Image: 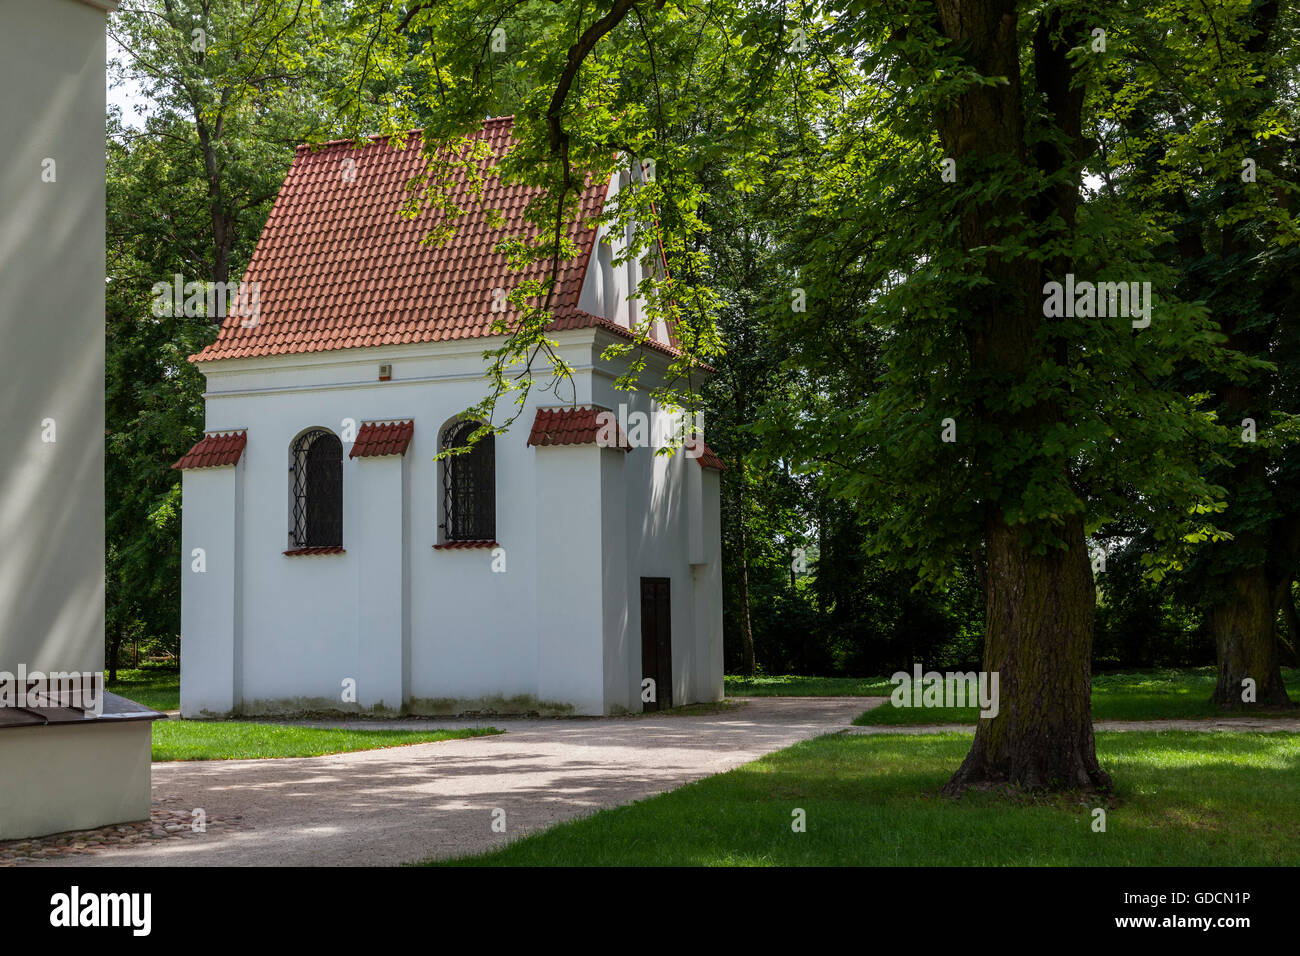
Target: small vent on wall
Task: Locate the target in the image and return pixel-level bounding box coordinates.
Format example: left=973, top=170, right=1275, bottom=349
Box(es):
left=378, top=364, right=392, bottom=381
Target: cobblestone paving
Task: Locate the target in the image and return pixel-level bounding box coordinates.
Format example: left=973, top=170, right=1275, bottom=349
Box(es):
left=0, top=795, right=250, bottom=865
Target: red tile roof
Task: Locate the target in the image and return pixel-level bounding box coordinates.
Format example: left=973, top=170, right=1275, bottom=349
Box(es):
left=171, top=430, right=247, bottom=470
left=692, top=439, right=726, bottom=472
left=191, top=117, right=610, bottom=363
left=284, top=546, right=346, bottom=556
left=349, top=420, right=414, bottom=458
left=527, top=406, right=631, bottom=451
left=432, top=540, right=500, bottom=550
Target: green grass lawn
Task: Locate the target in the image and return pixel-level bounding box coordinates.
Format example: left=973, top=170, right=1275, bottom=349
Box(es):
left=115, top=666, right=1300, bottom=725
left=109, top=670, right=502, bottom=760
left=107, top=666, right=180, bottom=711
left=853, top=667, right=1300, bottom=725
left=151, top=720, right=502, bottom=761
left=726, top=675, right=896, bottom=696
left=432, top=730, right=1300, bottom=866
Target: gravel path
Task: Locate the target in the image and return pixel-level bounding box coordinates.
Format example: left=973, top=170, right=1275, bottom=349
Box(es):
left=24, top=696, right=867, bottom=868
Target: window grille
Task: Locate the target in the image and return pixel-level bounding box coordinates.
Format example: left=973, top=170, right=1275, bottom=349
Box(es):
left=441, top=421, right=495, bottom=541
left=290, top=429, right=343, bottom=547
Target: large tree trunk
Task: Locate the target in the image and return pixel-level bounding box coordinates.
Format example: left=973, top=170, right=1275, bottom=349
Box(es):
left=933, top=0, right=1107, bottom=793
left=943, top=514, right=1110, bottom=793
left=1209, top=564, right=1293, bottom=708
left=1203, top=470, right=1295, bottom=709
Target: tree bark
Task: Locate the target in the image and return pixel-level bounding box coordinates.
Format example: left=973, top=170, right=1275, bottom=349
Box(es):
left=195, top=114, right=233, bottom=285
left=943, top=513, right=1110, bottom=792
left=1209, top=564, right=1292, bottom=707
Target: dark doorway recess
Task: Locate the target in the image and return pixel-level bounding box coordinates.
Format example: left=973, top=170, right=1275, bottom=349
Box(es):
left=641, top=577, right=672, bottom=712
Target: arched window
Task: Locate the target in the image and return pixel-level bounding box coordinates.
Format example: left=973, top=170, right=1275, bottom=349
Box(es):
left=289, top=429, right=343, bottom=548
left=441, top=421, right=495, bottom=542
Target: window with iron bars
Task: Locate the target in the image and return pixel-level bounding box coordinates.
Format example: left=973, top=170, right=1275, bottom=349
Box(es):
left=441, top=421, right=495, bottom=542
left=289, top=429, right=343, bottom=548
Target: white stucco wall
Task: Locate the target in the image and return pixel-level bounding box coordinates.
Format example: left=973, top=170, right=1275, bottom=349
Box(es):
left=600, top=445, right=633, bottom=712
left=355, top=452, right=407, bottom=711
left=588, top=343, right=724, bottom=711
left=534, top=444, right=606, bottom=713
left=180, top=461, right=243, bottom=715
left=1, top=0, right=107, bottom=677
left=696, top=469, right=725, bottom=703
left=180, top=327, right=722, bottom=716
left=576, top=164, right=673, bottom=346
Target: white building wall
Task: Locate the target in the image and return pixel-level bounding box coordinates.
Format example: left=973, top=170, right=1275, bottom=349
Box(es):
left=356, top=453, right=406, bottom=711
left=0, top=0, right=157, bottom=841
left=534, top=445, right=606, bottom=713
left=590, top=359, right=723, bottom=711
left=180, top=462, right=243, bottom=716
left=182, top=329, right=722, bottom=716
left=696, top=469, right=725, bottom=703
left=578, top=175, right=633, bottom=327
left=600, top=446, right=632, bottom=712
left=575, top=165, right=673, bottom=346
left=410, top=404, right=536, bottom=711
left=240, top=409, right=356, bottom=712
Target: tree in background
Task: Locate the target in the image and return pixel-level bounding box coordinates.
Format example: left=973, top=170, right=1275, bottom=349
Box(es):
left=755, top=2, right=1239, bottom=793
left=105, top=0, right=1295, bottom=788
left=696, top=105, right=985, bottom=680
left=328, top=0, right=1268, bottom=793
left=105, top=0, right=367, bottom=675
left=1090, top=0, right=1300, bottom=708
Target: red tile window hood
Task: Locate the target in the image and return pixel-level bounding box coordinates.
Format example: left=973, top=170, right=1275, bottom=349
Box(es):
left=527, top=406, right=631, bottom=451
left=350, top=420, right=414, bottom=458
left=172, top=430, right=247, bottom=470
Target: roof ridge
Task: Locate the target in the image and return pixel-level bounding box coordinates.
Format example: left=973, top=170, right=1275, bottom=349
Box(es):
left=295, top=116, right=517, bottom=153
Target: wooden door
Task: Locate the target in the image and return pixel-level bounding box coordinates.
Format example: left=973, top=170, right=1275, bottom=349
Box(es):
left=640, top=577, right=673, bottom=711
